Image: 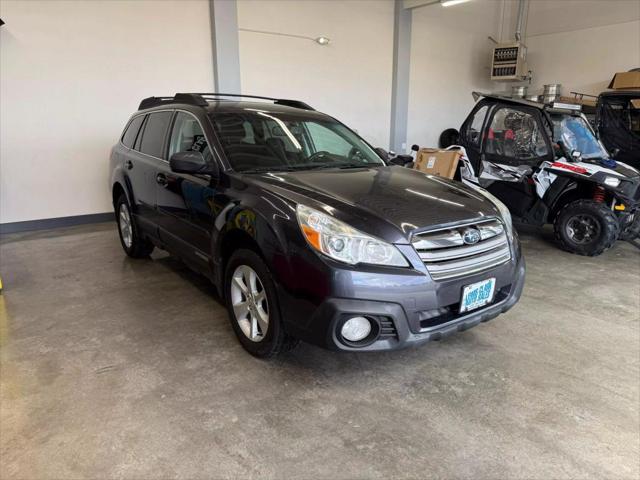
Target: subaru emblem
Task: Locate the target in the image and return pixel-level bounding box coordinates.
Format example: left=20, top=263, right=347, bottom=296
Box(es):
left=462, top=228, right=481, bottom=245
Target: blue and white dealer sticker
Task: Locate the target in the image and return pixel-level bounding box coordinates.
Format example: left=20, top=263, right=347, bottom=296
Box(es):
left=460, top=278, right=496, bottom=313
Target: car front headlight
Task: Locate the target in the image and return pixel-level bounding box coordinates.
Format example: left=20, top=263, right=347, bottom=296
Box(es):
left=296, top=204, right=409, bottom=267
left=465, top=183, right=514, bottom=238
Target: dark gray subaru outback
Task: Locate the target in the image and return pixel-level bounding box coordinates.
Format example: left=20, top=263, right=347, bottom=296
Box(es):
left=110, top=93, right=525, bottom=357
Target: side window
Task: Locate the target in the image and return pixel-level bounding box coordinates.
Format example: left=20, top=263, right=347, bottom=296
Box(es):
left=306, top=122, right=351, bottom=155
left=485, top=107, right=549, bottom=163
left=121, top=116, right=144, bottom=148
left=134, top=116, right=147, bottom=151
left=139, top=111, right=173, bottom=158
left=465, top=105, right=488, bottom=146
left=169, top=112, right=212, bottom=162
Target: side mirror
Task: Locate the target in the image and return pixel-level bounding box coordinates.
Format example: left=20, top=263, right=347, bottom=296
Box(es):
left=389, top=154, right=413, bottom=166
left=170, top=151, right=218, bottom=176
left=374, top=147, right=389, bottom=160
left=411, top=144, right=420, bottom=152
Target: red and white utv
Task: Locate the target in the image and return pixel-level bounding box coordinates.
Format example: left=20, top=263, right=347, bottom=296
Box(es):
left=439, top=92, right=640, bottom=256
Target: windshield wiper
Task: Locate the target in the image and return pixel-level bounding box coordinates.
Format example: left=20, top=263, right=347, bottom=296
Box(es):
left=240, top=166, right=295, bottom=173
left=335, top=163, right=375, bottom=169
left=240, top=162, right=380, bottom=174
left=309, top=162, right=377, bottom=170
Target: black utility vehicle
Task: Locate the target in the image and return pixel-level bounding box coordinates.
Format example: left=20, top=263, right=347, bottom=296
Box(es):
left=110, top=93, right=525, bottom=357
left=595, top=90, right=640, bottom=170
left=440, top=93, right=640, bottom=256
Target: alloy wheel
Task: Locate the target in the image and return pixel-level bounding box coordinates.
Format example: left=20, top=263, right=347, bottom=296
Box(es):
left=119, top=203, right=133, bottom=248
left=230, top=265, right=269, bottom=342
left=566, top=214, right=600, bottom=245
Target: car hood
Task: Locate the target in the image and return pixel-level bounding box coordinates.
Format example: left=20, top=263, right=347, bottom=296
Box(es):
left=248, top=166, right=500, bottom=244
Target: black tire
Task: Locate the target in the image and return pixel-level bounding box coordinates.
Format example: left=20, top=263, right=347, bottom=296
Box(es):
left=439, top=128, right=459, bottom=149
left=224, top=249, right=299, bottom=358
left=115, top=193, right=154, bottom=258
left=619, top=213, right=640, bottom=242
left=553, top=200, right=620, bottom=256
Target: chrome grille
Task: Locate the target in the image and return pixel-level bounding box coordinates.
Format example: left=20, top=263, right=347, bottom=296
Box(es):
left=413, top=218, right=511, bottom=281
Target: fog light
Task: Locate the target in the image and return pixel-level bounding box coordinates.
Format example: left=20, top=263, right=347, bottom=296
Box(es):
left=341, top=316, right=372, bottom=342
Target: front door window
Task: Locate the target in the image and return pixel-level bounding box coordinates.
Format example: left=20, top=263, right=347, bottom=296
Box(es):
left=485, top=107, right=550, bottom=165
left=169, top=112, right=212, bottom=162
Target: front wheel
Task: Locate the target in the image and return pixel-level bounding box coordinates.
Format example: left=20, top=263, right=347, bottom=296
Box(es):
left=553, top=200, right=620, bottom=256
left=224, top=249, right=298, bottom=358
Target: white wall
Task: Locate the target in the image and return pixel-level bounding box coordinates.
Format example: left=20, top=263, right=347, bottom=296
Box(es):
left=236, top=0, right=394, bottom=149
left=407, top=0, right=502, bottom=149
left=2, top=0, right=637, bottom=225
left=525, top=20, right=640, bottom=96
left=0, top=0, right=214, bottom=224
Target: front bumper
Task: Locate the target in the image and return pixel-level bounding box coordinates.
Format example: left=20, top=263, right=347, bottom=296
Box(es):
left=278, top=245, right=526, bottom=352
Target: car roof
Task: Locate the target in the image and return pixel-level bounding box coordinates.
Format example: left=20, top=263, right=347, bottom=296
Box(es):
left=472, top=91, right=586, bottom=115
left=472, top=91, right=544, bottom=109
left=136, top=93, right=330, bottom=119
left=599, top=90, right=640, bottom=98
left=203, top=100, right=331, bottom=120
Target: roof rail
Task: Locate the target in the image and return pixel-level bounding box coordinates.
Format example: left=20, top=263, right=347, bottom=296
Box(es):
left=195, top=93, right=315, bottom=111
left=138, top=93, right=314, bottom=111
left=138, top=93, right=208, bottom=110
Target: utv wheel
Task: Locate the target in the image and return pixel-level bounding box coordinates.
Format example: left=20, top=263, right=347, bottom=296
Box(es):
left=115, top=194, right=154, bottom=258
left=554, top=200, right=620, bottom=256
left=439, top=128, right=460, bottom=149
left=224, top=249, right=298, bottom=358
left=619, top=213, right=640, bottom=242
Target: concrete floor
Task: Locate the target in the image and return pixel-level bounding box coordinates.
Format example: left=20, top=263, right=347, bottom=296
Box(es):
left=0, top=222, right=638, bottom=480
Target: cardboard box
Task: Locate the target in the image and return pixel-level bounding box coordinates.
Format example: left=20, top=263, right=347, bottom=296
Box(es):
left=608, top=71, right=640, bottom=90
left=414, top=148, right=461, bottom=179
left=559, top=95, right=597, bottom=108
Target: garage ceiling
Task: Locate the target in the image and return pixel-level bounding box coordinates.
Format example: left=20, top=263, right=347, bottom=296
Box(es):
left=405, top=0, right=640, bottom=39
left=525, top=0, right=640, bottom=37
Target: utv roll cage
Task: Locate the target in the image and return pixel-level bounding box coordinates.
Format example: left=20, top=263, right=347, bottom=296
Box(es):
left=470, top=91, right=586, bottom=140
left=471, top=91, right=582, bottom=113
left=138, top=93, right=315, bottom=112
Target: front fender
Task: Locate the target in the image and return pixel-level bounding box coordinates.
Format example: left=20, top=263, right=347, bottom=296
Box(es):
left=212, top=190, right=301, bottom=292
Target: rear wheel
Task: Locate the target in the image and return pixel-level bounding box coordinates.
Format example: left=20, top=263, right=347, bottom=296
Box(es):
left=619, top=213, right=640, bottom=242
left=224, top=249, right=298, bottom=358
left=115, top=193, right=154, bottom=258
left=439, top=128, right=460, bottom=149
left=553, top=200, right=620, bottom=256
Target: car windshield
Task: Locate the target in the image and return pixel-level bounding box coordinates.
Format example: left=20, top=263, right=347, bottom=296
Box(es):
left=552, top=114, right=609, bottom=160
left=209, top=110, right=385, bottom=172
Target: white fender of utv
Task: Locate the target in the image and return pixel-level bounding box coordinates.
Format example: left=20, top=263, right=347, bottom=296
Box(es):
left=444, top=145, right=480, bottom=186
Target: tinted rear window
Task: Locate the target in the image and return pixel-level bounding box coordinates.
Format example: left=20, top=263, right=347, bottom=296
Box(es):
left=121, top=116, right=144, bottom=148
left=139, top=111, right=173, bottom=158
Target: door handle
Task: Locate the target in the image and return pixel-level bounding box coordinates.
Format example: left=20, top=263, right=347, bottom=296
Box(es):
left=124, top=160, right=133, bottom=170
left=156, top=173, right=169, bottom=188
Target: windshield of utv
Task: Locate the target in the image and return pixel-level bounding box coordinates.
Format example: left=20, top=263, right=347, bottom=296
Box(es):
left=551, top=114, right=609, bottom=160
left=209, top=110, right=385, bottom=173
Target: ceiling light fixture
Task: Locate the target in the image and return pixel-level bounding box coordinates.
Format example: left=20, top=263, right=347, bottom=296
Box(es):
left=440, top=0, right=472, bottom=6
left=239, top=28, right=330, bottom=46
